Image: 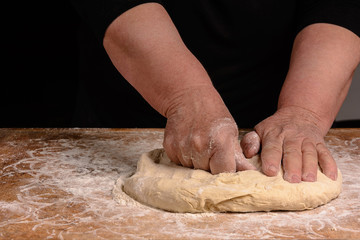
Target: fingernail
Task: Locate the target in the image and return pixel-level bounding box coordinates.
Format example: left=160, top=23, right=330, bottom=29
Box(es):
left=304, top=173, right=315, bottom=182
left=267, top=165, right=278, bottom=175
left=291, top=175, right=301, bottom=183
left=330, top=172, right=337, bottom=181
left=284, top=173, right=301, bottom=183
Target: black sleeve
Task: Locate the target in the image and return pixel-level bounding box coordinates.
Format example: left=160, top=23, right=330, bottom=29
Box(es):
left=70, top=0, right=163, bottom=42
left=296, top=0, right=360, bottom=37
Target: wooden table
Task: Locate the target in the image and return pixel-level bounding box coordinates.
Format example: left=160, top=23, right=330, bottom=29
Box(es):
left=0, top=128, right=359, bottom=239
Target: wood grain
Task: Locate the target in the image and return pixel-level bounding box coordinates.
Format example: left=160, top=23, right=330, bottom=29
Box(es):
left=0, top=128, right=359, bottom=239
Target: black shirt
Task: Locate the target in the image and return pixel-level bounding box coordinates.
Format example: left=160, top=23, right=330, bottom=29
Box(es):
left=70, top=0, right=360, bottom=127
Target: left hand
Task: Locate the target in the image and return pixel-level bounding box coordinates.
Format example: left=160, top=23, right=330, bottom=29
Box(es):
left=240, top=106, right=338, bottom=183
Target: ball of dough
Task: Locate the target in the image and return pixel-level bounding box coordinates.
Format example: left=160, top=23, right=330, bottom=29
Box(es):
left=119, top=149, right=342, bottom=213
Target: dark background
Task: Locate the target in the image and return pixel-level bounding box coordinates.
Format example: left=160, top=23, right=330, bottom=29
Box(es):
left=2, top=1, right=80, bottom=127
left=2, top=1, right=359, bottom=128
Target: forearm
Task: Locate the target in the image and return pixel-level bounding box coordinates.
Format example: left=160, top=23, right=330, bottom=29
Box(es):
left=279, top=23, right=360, bottom=134
left=103, top=3, right=213, bottom=117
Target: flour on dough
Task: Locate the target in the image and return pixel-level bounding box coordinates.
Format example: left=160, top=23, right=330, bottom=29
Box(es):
left=117, top=149, right=342, bottom=213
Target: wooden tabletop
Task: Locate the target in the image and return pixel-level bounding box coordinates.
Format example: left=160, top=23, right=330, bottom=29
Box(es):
left=0, top=128, right=359, bottom=239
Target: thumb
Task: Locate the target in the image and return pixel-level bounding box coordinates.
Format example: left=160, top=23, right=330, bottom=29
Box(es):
left=240, top=131, right=261, bottom=158
left=209, top=134, right=236, bottom=174
left=235, top=141, right=257, bottom=171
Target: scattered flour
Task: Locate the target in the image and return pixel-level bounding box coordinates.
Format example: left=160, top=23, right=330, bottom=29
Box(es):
left=0, top=129, right=359, bottom=239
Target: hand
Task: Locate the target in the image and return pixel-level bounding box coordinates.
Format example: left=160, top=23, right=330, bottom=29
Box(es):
left=241, top=106, right=338, bottom=183
left=163, top=86, right=255, bottom=174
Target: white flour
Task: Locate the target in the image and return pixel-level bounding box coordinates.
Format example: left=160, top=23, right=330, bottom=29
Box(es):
left=0, top=129, right=359, bottom=239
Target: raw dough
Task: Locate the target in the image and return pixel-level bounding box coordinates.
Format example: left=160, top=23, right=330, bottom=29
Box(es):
left=120, top=149, right=342, bottom=213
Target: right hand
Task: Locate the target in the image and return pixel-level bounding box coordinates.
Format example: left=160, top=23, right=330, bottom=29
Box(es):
left=163, top=86, right=256, bottom=174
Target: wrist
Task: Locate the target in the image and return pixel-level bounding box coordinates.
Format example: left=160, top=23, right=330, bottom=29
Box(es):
left=163, top=84, right=227, bottom=119
left=276, top=105, right=332, bottom=136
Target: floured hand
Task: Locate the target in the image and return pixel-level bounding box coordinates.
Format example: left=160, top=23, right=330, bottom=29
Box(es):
left=163, top=86, right=255, bottom=174
left=241, top=107, right=338, bottom=183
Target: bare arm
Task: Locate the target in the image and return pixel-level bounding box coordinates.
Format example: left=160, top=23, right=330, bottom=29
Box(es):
left=102, top=3, right=212, bottom=115
left=280, top=23, right=360, bottom=131
left=103, top=3, right=254, bottom=173
left=243, top=23, right=360, bottom=182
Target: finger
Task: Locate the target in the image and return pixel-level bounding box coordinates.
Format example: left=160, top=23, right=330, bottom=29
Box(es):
left=260, top=133, right=282, bottom=177
left=177, top=139, right=194, bottom=168
left=192, top=153, right=210, bottom=171
left=163, top=134, right=181, bottom=165
left=240, top=131, right=261, bottom=158
left=209, top=134, right=236, bottom=174
left=301, top=139, right=318, bottom=182
left=191, top=133, right=210, bottom=171
left=316, top=142, right=338, bottom=180
left=282, top=139, right=302, bottom=183
left=178, top=152, right=194, bottom=168
left=235, top=142, right=256, bottom=171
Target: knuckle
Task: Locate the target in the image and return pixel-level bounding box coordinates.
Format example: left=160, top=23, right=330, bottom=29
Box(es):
left=210, top=131, right=236, bottom=151
left=214, top=129, right=233, bottom=142
left=302, top=148, right=317, bottom=158
left=190, top=133, right=206, bottom=152
left=178, top=138, right=187, bottom=149
left=284, top=147, right=301, bottom=156
left=318, top=150, right=333, bottom=161
left=316, top=142, right=326, bottom=150
left=302, top=140, right=316, bottom=151
left=262, top=143, right=282, bottom=155
left=316, top=143, right=331, bottom=157
left=302, top=151, right=317, bottom=160
left=210, top=118, right=238, bottom=137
